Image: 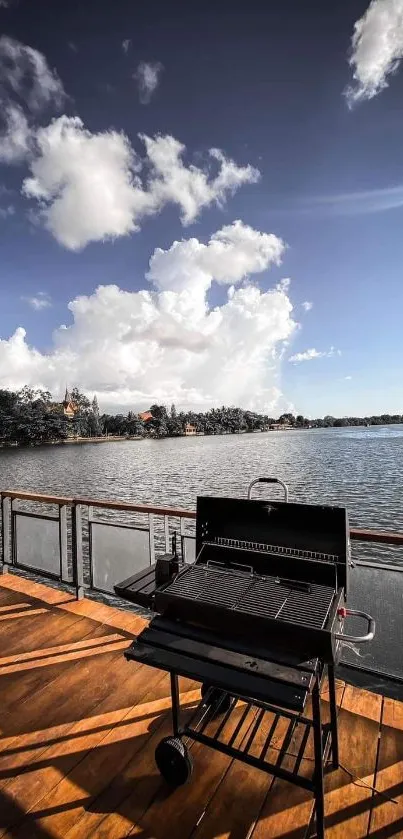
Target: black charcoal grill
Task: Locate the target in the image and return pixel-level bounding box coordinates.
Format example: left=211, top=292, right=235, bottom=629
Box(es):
left=117, top=477, right=375, bottom=839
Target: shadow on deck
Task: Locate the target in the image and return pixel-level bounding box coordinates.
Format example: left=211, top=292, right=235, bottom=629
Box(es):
left=0, top=573, right=402, bottom=839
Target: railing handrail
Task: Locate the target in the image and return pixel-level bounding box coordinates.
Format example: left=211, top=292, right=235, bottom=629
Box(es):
left=1, top=488, right=402, bottom=545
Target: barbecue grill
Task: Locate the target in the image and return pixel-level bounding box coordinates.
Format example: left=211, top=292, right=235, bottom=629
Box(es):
left=116, top=477, right=375, bottom=839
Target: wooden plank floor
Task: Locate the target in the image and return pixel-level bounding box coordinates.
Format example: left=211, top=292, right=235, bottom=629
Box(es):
left=0, top=575, right=401, bottom=839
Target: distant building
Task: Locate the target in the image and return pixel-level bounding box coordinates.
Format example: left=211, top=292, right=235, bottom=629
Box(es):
left=184, top=422, right=197, bottom=436
left=269, top=420, right=292, bottom=431
left=138, top=410, right=153, bottom=422
left=62, top=388, right=78, bottom=419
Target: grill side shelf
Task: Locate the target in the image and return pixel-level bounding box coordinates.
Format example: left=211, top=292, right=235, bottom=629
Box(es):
left=125, top=634, right=308, bottom=711
left=150, top=616, right=319, bottom=671
left=114, top=564, right=158, bottom=608
left=139, top=625, right=314, bottom=691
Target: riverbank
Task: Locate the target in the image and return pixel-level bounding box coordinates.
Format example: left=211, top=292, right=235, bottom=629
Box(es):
left=0, top=435, right=143, bottom=448
left=61, top=435, right=143, bottom=444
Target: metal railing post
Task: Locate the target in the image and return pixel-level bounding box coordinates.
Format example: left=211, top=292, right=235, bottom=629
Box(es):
left=1, top=495, right=12, bottom=574
left=164, top=515, right=170, bottom=552
left=59, top=504, right=69, bottom=583
left=72, top=503, right=84, bottom=599
left=149, top=513, right=155, bottom=564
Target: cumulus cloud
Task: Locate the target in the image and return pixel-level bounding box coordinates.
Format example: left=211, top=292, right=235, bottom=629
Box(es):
left=122, top=39, right=131, bottom=54
left=302, top=300, right=313, bottom=311
left=0, top=35, right=65, bottom=112
left=346, top=0, right=403, bottom=104
left=147, top=220, right=285, bottom=295
left=289, top=347, right=341, bottom=363
left=0, top=223, right=296, bottom=412
left=22, top=291, right=52, bottom=310
left=22, top=116, right=149, bottom=250
left=21, top=118, right=260, bottom=249
left=142, top=135, right=260, bottom=226
left=134, top=61, right=163, bottom=104
left=0, top=104, right=31, bottom=163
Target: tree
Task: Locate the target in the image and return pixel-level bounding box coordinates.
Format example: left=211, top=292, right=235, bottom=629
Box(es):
left=278, top=413, right=295, bottom=426
left=147, top=404, right=169, bottom=437
left=89, top=395, right=102, bottom=436
left=126, top=416, right=144, bottom=437
left=71, top=387, right=91, bottom=414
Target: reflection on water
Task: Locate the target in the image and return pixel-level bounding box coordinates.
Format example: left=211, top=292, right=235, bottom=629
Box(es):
left=1, top=426, right=402, bottom=564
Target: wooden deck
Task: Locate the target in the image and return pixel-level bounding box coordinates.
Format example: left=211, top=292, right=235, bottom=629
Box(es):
left=0, top=576, right=402, bottom=839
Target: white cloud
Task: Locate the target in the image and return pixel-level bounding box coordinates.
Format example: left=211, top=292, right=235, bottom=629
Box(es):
left=147, top=220, right=285, bottom=296
left=0, top=223, right=296, bottom=413
left=345, top=375, right=353, bottom=380
left=22, top=291, right=52, bottom=310
left=68, top=42, right=78, bottom=53
left=0, top=36, right=65, bottom=112
left=122, top=39, right=131, bottom=54
left=0, top=203, right=14, bottom=218
left=346, top=0, right=403, bottom=104
left=0, top=104, right=31, bottom=163
left=289, top=347, right=341, bottom=363
left=304, top=182, right=403, bottom=215
left=21, top=117, right=260, bottom=249
left=134, top=61, right=163, bottom=104
left=302, top=300, right=313, bottom=311
left=22, top=116, right=149, bottom=250
left=142, top=134, right=260, bottom=226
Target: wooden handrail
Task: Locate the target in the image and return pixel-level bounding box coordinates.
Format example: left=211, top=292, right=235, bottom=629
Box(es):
left=1, top=489, right=402, bottom=544
left=0, top=489, right=196, bottom=519
left=1, top=490, right=75, bottom=505
left=76, top=496, right=197, bottom=519
left=350, top=528, right=403, bottom=546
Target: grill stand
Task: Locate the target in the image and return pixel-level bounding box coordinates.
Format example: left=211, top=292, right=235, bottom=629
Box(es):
left=126, top=636, right=340, bottom=839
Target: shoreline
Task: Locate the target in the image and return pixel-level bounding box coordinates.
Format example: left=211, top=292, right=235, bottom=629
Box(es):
left=0, top=435, right=144, bottom=449
left=0, top=423, right=402, bottom=450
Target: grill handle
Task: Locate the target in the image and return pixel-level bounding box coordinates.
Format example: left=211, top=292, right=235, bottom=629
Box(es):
left=335, top=607, right=375, bottom=644
left=247, top=477, right=289, bottom=502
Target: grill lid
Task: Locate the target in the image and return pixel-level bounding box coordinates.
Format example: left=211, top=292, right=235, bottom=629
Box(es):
left=196, top=496, right=349, bottom=592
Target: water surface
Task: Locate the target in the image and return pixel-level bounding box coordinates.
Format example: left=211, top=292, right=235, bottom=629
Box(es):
left=1, top=425, right=402, bottom=563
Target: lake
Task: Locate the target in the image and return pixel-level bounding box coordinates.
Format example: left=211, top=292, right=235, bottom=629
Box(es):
left=1, top=425, right=402, bottom=563
left=1, top=425, right=402, bottom=524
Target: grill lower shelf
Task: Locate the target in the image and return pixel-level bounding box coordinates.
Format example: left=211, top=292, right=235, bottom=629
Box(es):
left=182, top=689, right=330, bottom=792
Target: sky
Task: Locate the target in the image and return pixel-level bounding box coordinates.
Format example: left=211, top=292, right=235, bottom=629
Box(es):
left=0, top=0, right=402, bottom=418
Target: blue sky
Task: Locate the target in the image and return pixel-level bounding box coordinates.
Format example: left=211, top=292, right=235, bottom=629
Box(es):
left=0, top=0, right=402, bottom=417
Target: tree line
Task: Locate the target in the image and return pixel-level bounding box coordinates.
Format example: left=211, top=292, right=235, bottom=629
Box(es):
left=0, top=386, right=402, bottom=446
left=0, top=386, right=102, bottom=446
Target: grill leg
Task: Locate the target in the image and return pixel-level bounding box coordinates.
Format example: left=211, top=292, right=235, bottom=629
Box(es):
left=312, top=676, right=325, bottom=839
left=170, top=672, right=180, bottom=737
left=328, top=664, right=339, bottom=769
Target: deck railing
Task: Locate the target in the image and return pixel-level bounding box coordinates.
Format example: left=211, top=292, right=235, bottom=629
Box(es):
left=1, top=488, right=403, bottom=682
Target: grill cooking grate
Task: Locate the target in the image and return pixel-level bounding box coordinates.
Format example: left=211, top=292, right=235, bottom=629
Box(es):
left=167, top=565, right=335, bottom=631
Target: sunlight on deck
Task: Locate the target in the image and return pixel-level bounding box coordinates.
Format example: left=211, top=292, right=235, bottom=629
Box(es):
left=0, top=573, right=402, bottom=838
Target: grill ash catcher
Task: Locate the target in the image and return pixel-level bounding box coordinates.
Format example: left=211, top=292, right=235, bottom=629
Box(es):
left=115, top=477, right=375, bottom=839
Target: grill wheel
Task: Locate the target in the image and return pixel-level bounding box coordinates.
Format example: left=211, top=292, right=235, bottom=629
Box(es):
left=201, top=682, right=232, bottom=717
left=155, top=737, right=193, bottom=787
